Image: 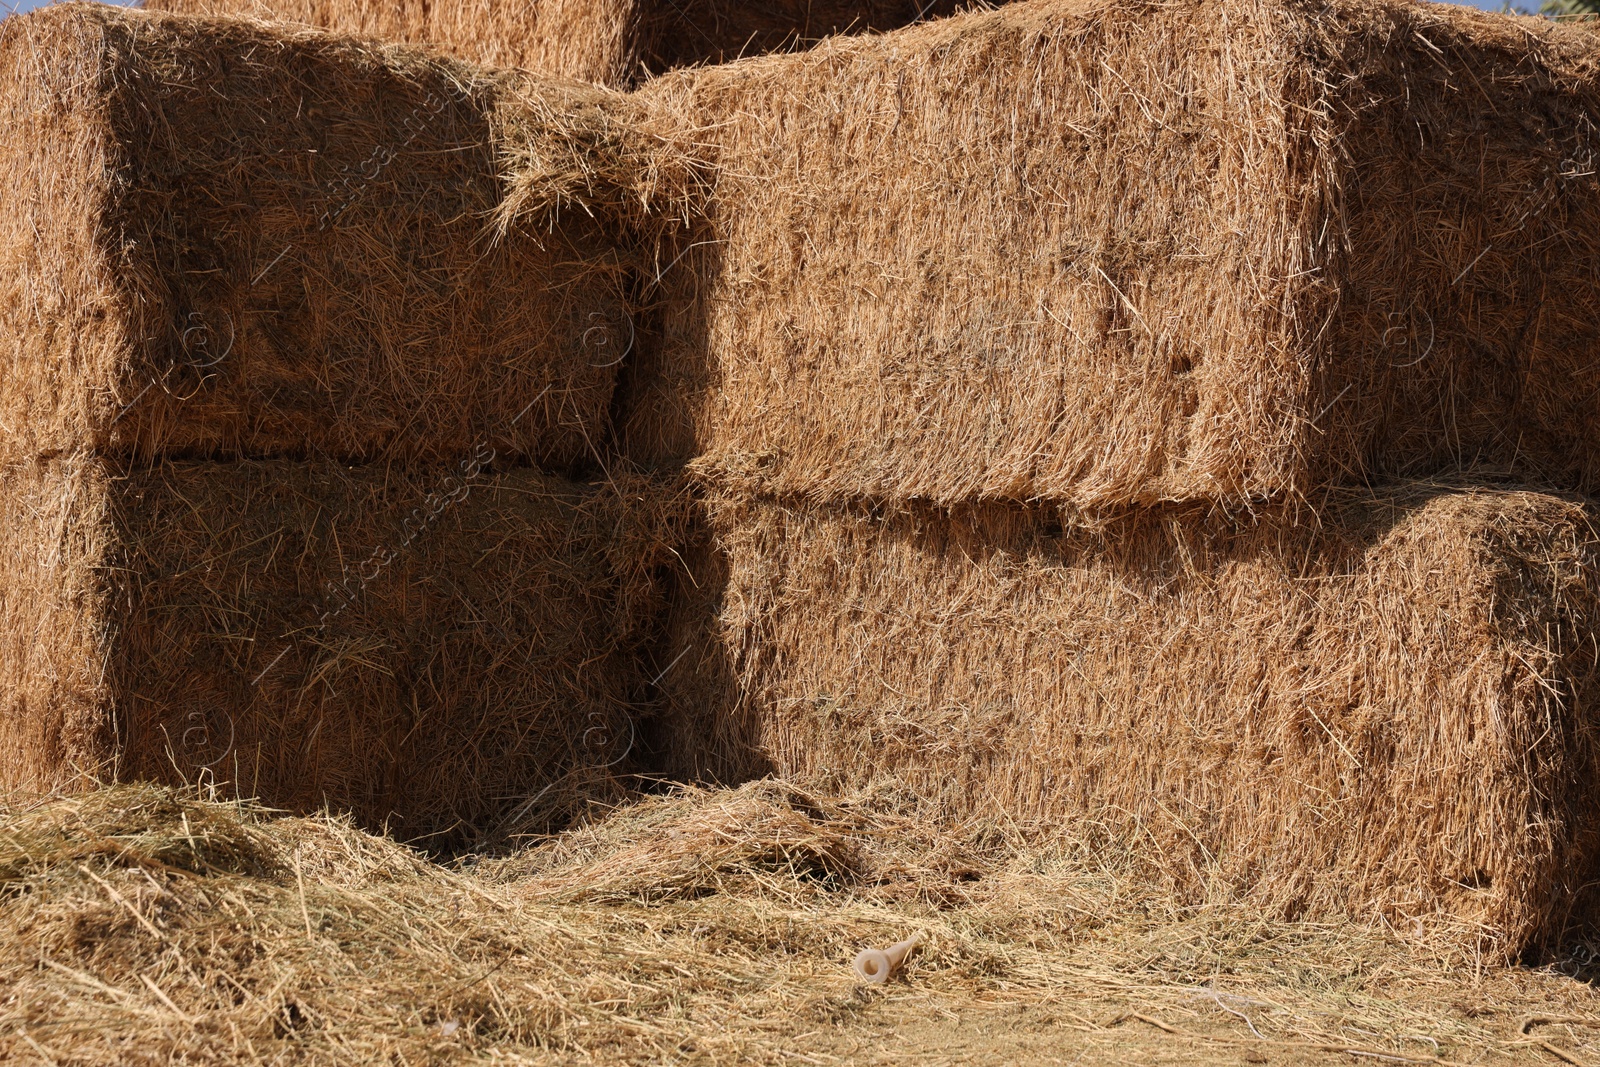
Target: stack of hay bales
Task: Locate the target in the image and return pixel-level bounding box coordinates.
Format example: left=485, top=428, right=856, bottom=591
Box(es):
left=7, top=0, right=1598, bottom=951
left=0, top=3, right=676, bottom=839
left=598, top=0, right=1600, bottom=949
left=140, top=0, right=990, bottom=86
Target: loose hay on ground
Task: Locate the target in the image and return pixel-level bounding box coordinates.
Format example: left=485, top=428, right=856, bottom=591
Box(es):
left=0, top=3, right=647, bottom=467
left=618, top=0, right=1600, bottom=508
left=645, top=483, right=1600, bottom=954
left=0, top=455, right=682, bottom=842
left=1, top=782, right=1597, bottom=1065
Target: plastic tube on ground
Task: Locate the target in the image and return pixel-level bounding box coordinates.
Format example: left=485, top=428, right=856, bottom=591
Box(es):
left=852, top=933, right=922, bottom=984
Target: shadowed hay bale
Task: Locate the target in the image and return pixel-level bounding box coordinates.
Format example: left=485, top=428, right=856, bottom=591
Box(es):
left=620, top=0, right=1600, bottom=509
left=140, top=0, right=989, bottom=87
left=0, top=3, right=647, bottom=468
left=648, top=484, right=1600, bottom=951
left=0, top=454, right=678, bottom=842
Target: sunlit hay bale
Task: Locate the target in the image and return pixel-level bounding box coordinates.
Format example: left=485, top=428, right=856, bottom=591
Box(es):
left=620, top=0, right=1600, bottom=510
left=0, top=3, right=649, bottom=469
left=649, top=484, right=1600, bottom=952
left=140, top=0, right=988, bottom=87
left=0, top=454, right=678, bottom=843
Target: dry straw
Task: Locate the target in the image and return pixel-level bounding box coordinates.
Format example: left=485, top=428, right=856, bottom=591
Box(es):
left=142, top=0, right=989, bottom=87
left=493, top=77, right=712, bottom=236
left=619, top=0, right=1600, bottom=510
left=646, top=483, right=1600, bottom=954
left=0, top=454, right=685, bottom=844
left=0, top=3, right=645, bottom=469
left=1, top=781, right=1598, bottom=1064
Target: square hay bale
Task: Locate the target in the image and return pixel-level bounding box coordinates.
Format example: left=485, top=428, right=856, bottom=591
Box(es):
left=620, top=0, right=1600, bottom=509
left=140, top=0, right=985, bottom=87
left=0, top=454, right=673, bottom=841
left=647, top=485, right=1600, bottom=951
left=0, top=3, right=639, bottom=469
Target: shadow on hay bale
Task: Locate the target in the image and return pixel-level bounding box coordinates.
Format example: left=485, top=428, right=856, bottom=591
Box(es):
left=0, top=455, right=686, bottom=846
left=0, top=2, right=664, bottom=469
left=140, top=0, right=996, bottom=87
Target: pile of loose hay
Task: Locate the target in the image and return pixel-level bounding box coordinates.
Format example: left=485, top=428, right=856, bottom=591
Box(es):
left=1, top=780, right=1597, bottom=1065
left=0, top=2, right=646, bottom=468
left=141, top=0, right=991, bottom=87
left=619, top=0, right=1600, bottom=509
left=0, top=455, right=684, bottom=842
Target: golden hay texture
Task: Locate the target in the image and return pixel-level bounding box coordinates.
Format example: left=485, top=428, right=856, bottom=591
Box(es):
left=494, top=74, right=711, bottom=236
left=0, top=3, right=643, bottom=468
left=140, top=0, right=987, bottom=87
left=644, top=484, right=1600, bottom=953
left=620, top=0, right=1600, bottom=510
left=3, top=781, right=1599, bottom=1065
left=0, top=454, right=679, bottom=842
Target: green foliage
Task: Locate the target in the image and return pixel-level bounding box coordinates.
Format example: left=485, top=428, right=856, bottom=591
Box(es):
left=1494, top=0, right=1599, bottom=16
left=1536, top=0, right=1600, bottom=17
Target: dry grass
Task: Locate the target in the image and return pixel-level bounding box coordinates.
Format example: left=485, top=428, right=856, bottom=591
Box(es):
left=0, top=3, right=638, bottom=469
left=619, top=0, right=1600, bottom=509
left=141, top=0, right=991, bottom=87
left=0, top=454, right=685, bottom=844
left=645, top=482, right=1600, bottom=956
left=1, top=780, right=1597, bottom=1065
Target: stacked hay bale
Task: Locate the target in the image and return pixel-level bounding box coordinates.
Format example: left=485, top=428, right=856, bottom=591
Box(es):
left=669, top=488, right=1600, bottom=948
left=626, top=0, right=1600, bottom=504
left=140, top=0, right=990, bottom=86
left=0, top=3, right=677, bottom=839
left=589, top=0, right=1600, bottom=949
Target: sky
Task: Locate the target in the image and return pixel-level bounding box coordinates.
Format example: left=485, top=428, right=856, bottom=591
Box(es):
left=0, top=0, right=1516, bottom=14
left=3, top=0, right=133, bottom=11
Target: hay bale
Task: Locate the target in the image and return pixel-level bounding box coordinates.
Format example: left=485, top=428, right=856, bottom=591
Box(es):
left=0, top=453, right=676, bottom=842
left=0, top=3, right=641, bottom=468
left=619, top=0, right=1600, bottom=509
left=140, top=0, right=986, bottom=87
left=647, top=484, right=1600, bottom=950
